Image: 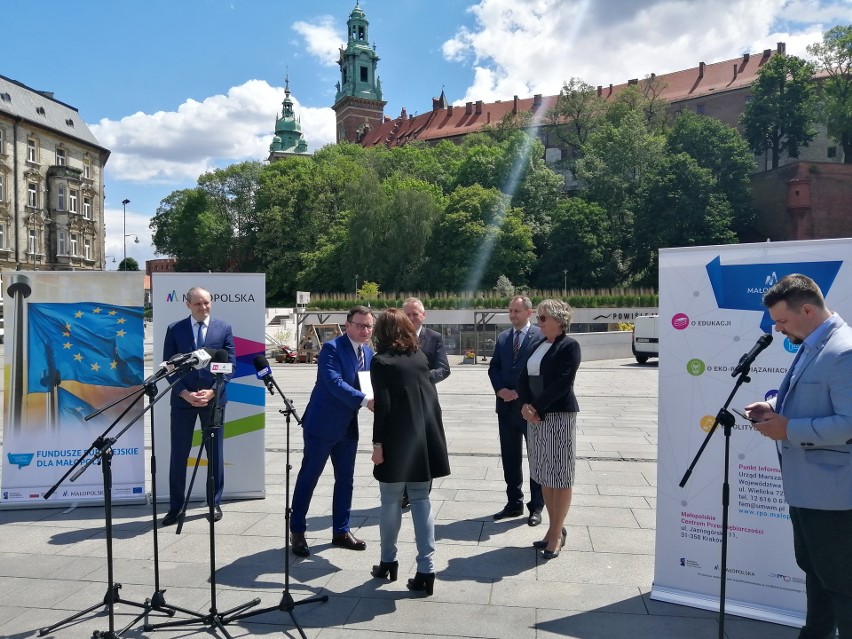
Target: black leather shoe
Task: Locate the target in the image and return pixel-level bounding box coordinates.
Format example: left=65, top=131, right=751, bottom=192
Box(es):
left=210, top=505, right=223, bottom=522
left=406, top=571, right=435, bottom=596
left=161, top=510, right=180, bottom=527
left=527, top=510, right=542, bottom=526
left=331, top=531, right=367, bottom=551
left=533, top=527, right=567, bottom=549
left=291, top=533, right=310, bottom=557
left=493, top=505, right=524, bottom=520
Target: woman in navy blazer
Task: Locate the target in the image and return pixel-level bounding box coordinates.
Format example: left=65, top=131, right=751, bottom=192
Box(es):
left=518, top=299, right=581, bottom=559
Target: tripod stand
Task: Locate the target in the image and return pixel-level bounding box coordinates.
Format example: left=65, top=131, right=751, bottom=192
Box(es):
left=224, top=359, right=328, bottom=638
left=39, top=392, right=151, bottom=638
left=144, top=362, right=259, bottom=637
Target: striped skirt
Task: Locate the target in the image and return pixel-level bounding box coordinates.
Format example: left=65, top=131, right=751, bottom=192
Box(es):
left=527, top=411, right=576, bottom=489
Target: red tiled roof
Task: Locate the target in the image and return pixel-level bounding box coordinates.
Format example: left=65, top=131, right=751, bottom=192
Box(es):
left=361, top=45, right=784, bottom=148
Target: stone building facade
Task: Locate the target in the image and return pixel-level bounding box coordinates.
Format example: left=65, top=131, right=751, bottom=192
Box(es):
left=0, top=74, right=109, bottom=271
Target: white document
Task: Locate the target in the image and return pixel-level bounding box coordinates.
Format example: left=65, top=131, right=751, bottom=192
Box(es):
left=358, top=371, right=374, bottom=400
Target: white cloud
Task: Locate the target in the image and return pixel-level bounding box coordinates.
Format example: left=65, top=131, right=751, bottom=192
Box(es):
left=293, top=16, right=344, bottom=67
left=91, top=80, right=337, bottom=184
left=442, top=0, right=846, bottom=105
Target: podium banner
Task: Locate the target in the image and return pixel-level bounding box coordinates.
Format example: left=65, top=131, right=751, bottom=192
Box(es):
left=151, top=273, right=267, bottom=503
left=652, top=238, right=852, bottom=626
left=2, top=272, right=146, bottom=508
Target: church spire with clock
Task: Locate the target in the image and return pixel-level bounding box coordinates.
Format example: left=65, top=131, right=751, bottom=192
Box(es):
left=332, top=1, right=386, bottom=143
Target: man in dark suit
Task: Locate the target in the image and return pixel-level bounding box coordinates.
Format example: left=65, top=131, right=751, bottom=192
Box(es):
left=746, top=274, right=852, bottom=638
left=403, top=297, right=450, bottom=384
left=488, top=295, right=545, bottom=526
left=290, top=306, right=375, bottom=557
left=161, top=286, right=235, bottom=526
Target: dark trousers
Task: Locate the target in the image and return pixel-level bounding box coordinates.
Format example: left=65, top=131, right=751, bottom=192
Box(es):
left=169, top=403, right=224, bottom=512
left=497, top=411, right=544, bottom=513
left=789, top=506, right=852, bottom=638
left=290, top=431, right=358, bottom=535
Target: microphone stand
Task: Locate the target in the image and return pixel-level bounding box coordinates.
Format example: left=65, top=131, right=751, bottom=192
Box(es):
left=145, top=366, right=259, bottom=638
left=38, top=388, right=152, bottom=638
left=679, top=360, right=754, bottom=639
left=223, top=368, right=328, bottom=638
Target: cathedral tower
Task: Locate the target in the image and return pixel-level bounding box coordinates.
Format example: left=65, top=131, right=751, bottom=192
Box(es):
left=332, top=1, right=386, bottom=143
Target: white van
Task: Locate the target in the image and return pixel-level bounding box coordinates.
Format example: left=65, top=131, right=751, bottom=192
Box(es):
left=631, top=315, right=658, bottom=364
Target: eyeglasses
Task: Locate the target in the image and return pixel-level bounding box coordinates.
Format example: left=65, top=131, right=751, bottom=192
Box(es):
left=349, top=321, right=374, bottom=331
left=537, top=315, right=549, bottom=323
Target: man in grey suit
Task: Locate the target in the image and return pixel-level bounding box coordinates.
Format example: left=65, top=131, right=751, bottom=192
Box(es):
left=746, top=273, right=852, bottom=639
left=403, top=297, right=450, bottom=385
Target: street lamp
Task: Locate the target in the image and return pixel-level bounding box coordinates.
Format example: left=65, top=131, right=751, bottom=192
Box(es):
left=563, top=269, right=568, bottom=295
left=103, top=255, right=116, bottom=270
left=121, top=199, right=130, bottom=270
left=122, top=235, right=139, bottom=270
left=354, top=273, right=359, bottom=297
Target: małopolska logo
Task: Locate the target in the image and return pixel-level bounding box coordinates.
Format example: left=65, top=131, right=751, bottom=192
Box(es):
left=166, top=290, right=179, bottom=302
left=672, top=313, right=689, bottom=330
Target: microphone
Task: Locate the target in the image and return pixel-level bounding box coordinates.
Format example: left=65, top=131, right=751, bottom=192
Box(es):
left=209, top=349, right=233, bottom=375
left=253, top=354, right=274, bottom=394
left=158, top=348, right=213, bottom=373
left=731, top=334, right=773, bottom=377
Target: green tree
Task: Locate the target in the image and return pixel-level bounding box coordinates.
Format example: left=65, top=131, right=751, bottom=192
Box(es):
left=667, top=111, right=756, bottom=236
left=741, top=53, right=817, bottom=169
left=807, top=25, right=852, bottom=163
left=608, top=75, right=670, bottom=133
left=118, top=257, right=139, bottom=271
left=534, top=197, right=612, bottom=288
left=547, top=77, right=608, bottom=155
left=633, top=153, right=737, bottom=284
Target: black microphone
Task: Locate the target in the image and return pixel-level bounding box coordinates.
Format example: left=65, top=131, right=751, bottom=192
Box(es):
left=253, top=354, right=274, bottom=394
left=731, top=334, right=773, bottom=377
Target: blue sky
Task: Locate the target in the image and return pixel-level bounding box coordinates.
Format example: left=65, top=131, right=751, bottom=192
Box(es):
left=3, top=0, right=850, bottom=266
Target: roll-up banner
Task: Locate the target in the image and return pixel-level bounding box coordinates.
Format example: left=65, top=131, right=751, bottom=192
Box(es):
left=652, top=238, right=852, bottom=627
left=1, top=271, right=146, bottom=508
left=151, top=273, right=267, bottom=503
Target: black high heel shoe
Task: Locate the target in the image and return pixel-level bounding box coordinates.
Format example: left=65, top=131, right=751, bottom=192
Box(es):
left=533, top=527, right=567, bottom=549
left=406, top=571, right=435, bottom=596
left=371, top=561, right=399, bottom=582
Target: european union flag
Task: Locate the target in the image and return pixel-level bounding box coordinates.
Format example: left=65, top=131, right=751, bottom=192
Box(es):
left=57, top=386, right=97, bottom=425
left=28, top=302, right=144, bottom=392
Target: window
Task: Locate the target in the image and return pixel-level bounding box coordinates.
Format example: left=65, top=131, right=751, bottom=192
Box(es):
left=83, top=157, right=91, bottom=179
left=84, top=238, right=92, bottom=260
left=56, top=148, right=66, bottom=166
left=828, top=146, right=837, bottom=159
left=360, top=66, right=368, bottom=82
left=57, top=184, right=66, bottom=210
left=27, top=182, right=38, bottom=208
left=69, top=189, right=78, bottom=213
left=0, top=128, right=4, bottom=154
left=0, top=223, right=5, bottom=249
left=57, top=230, right=66, bottom=255
left=70, top=233, right=78, bottom=256
left=27, top=138, right=38, bottom=163
left=28, top=229, right=37, bottom=254
left=0, top=174, right=4, bottom=202
left=83, top=196, right=92, bottom=219
left=696, top=104, right=706, bottom=115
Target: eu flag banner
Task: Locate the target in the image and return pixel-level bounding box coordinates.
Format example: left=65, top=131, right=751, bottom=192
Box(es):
left=27, top=302, right=144, bottom=392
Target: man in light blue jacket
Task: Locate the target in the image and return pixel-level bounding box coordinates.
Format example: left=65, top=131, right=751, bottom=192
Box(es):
left=747, top=273, right=852, bottom=639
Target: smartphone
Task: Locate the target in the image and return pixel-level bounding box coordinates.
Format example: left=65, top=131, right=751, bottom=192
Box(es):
left=731, top=407, right=758, bottom=423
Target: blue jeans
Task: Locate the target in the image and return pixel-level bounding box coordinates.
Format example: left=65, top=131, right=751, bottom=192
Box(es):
left=378, top=481, right=435, bottom=574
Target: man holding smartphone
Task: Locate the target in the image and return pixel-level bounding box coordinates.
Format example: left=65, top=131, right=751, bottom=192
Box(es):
left=745, top=273, right=852, bottom=639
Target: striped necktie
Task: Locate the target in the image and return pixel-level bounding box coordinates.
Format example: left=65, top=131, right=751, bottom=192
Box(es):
left=512, top=330, right=521, bottom=359
left=357, top=345, right=365, bottom=371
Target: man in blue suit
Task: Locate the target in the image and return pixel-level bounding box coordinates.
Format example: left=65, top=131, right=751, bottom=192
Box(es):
left=488, top=295, right=545, bottom=526
left=290, top=306, right=375, bottom=557
left=161, top=286, right=235, bottom=526
left=746, top=274, right=852, bottom=638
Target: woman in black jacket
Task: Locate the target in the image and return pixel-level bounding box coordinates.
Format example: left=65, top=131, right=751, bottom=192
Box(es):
left=518, top=299, right=581, bottom=559
left=370, top=308, right=450, bottom=595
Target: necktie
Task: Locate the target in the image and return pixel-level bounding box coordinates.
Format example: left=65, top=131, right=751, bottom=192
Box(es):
left=196, top=321, right=205, bottom=348
left=357, top=345, right=365, bottom=371
left=512, top=330, right=521, bottom=359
